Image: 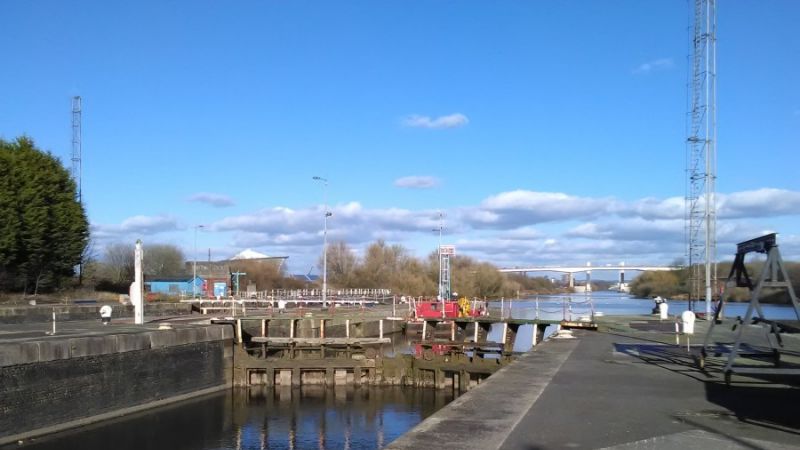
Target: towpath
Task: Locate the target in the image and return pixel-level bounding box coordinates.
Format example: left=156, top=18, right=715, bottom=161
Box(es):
left=389, top=315, right=800, bottom=449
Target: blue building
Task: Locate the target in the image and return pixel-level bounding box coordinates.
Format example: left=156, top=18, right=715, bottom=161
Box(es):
left=145, top=276, right=204, bottom=297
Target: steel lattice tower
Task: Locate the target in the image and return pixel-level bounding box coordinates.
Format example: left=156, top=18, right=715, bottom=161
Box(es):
left=71, top=96, right=82, bottom=204
left=685, top=0, right=717, bottom=315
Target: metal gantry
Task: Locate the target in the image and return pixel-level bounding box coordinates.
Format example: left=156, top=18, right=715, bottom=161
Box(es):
left=685, top=0, right=717, bottom=315
left=71, top=96, right=82, bottom=204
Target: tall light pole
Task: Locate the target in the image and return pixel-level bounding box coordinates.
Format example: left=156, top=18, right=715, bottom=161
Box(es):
left=432, top=211, right=443, bottom=301
left=313, top=176, right=331, bottom=306
left=193, top=225, right=205, bottom=298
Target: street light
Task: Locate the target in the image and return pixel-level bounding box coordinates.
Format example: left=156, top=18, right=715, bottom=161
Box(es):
left=313, top=176, right=332, bottom=306
left=193, top=225, right=205, bottom=299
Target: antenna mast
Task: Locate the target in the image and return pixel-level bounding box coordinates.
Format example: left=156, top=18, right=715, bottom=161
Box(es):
left=686, top=0, right=717, bottom=316
left=71, top=96, right=82, bottom=204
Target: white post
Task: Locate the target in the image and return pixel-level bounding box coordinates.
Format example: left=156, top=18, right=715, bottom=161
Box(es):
left=422, top=320, right=427, bottom=341
left=392, top=295, right=396, bottom=318
left=501, top=297, right=505, bottom=319
left=450, top=321, right=455, bottom=341
left=502, top=322, right=509, bottom=346
left=379, top=319, right=384, bottom=339
left=290, top=319, right=295, bottom=339
left=131, top=240, right=144, bottom=325
left=320, top=319, right=325, bottom=338
left=531, top=324, right=538, bottom=347
left=52, top=309, right=56, bottom=335
left=473, top=322, right=479, bottom=342
left=345, top=319, right=350, bottom=338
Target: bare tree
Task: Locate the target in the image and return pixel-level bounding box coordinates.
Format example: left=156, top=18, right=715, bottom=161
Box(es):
left=100, top=243, right=134, bottom=283
left=143, top=244, right=185, bottom=277
left=320, top=241, right=359, bottom=287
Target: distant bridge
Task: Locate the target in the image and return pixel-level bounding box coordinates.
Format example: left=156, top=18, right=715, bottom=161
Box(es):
left=498, top=264, right=680, bottom=290
left=498, top=265, right=678, bottom=274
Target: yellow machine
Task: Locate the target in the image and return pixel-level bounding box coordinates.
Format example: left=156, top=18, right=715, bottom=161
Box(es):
left=457, top=297, right=471, bottom=317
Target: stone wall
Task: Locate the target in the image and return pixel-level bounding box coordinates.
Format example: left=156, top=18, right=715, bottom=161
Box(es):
left=0, top=302, right=193, bottom=324
left=0, top=325, right=233, bottom=445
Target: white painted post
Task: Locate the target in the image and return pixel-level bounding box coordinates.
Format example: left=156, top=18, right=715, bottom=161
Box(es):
left=346, top=319, right=350, bottom=338
left=501, top=297, right=504, bottom=319
left=321, top=319, right=326, bottom=338
left=131, top=240, right=144, bottom=325
left=392, top=295, right=396, bottom=318
left=502, top=322, right=508, bottom=346
left=473, top=322, right=479, bottom=342
left=262, top=319, right=266, bottom=337
left=379, top=319, right=384, bottom=339
left=52, top=309, right=56, bottom=335
left=451, top=321, right=456, bottom=341
left=422, top=320, right=428, bottom=341
left=532, top=324, right=538, bottom=347
left=290, top=319, right=295, bottom=339
left=237, top=319, right=243, bottom=344
left=509, top=298, right=513, bottom=319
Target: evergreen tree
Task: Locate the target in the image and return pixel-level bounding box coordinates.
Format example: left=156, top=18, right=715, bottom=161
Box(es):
left=0, top=137, right=89, bottom=293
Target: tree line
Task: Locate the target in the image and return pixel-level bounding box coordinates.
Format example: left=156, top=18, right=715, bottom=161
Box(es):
left=629, top=261, right=800, bottom=303
left=322, top=240, right=561, bottom=299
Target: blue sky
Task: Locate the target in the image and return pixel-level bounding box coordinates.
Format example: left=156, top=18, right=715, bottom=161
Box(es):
left=1, top=1, right=799, bottom=275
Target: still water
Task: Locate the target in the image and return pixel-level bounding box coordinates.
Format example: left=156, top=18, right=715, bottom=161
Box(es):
left=13, top=386, right=454, bottom=450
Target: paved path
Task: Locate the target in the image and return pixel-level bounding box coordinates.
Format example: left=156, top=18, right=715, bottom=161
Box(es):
left=390, top=316, right=800, bottom=449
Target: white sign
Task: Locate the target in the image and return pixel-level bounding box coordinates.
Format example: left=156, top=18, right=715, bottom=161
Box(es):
left=440, top=245, right=456, bottom=255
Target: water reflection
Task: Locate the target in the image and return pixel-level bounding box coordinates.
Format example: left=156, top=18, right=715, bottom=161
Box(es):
left=13, top=386, right=453, bottom=450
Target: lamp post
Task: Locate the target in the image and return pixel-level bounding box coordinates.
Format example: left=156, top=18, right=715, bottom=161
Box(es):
left=193, top=225, right=205, bottom=299
left=433, top=211, right=444, bottom=318
left=313, top=176, right=331, bottom=306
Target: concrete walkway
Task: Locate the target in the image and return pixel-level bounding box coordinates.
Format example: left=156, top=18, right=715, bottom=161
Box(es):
left=389, top=316, right=800, bottom=449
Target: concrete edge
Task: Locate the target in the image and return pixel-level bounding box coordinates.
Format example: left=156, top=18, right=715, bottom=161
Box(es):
left=386, top=337, right=580, bottom=450
left=0, top=324, right=233, bottom=367
left=0, top=384, right=229, bottom=446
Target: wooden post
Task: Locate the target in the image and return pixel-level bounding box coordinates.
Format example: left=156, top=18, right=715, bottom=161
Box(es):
left=320, top=319, right=326, bottom=338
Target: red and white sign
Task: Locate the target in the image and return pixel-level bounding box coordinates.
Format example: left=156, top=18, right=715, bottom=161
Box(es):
left=439, top=245, right=456, bottom=255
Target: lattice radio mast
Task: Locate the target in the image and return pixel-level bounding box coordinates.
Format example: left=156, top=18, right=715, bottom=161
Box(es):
left=71, top=96, right=82, bottom=204
left=685, top=0, right=717, bottom=316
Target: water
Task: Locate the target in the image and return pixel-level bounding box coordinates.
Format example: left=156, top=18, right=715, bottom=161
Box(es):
left=12, top=386, right=454, bottom=450
left=487, top=291, right=799, bottom=352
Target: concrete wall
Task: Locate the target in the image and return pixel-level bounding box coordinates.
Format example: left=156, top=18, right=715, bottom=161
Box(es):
left=0, top=325, right=233, bottom=445
left=0, top=302, right=193, bottom=324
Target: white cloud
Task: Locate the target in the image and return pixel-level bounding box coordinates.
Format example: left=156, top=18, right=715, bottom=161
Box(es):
left=402, top=113, right=469, bottom=129
left=174, top=187, right=800, bottom=270
left=718, top=188, right=800, bottom=219
left=633, top=58, right=674, bottom=74
left=92, top=215, right=181, bottom=240
left=188, top=192, right=235, bottom=207
left=463, top=190, right=612, bottom=228
left=394, top=176, right=440, bottom=189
